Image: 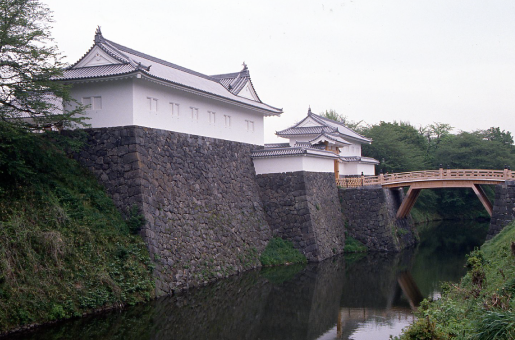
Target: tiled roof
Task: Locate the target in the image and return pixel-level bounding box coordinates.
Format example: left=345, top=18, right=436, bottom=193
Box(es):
left=60, top=28, right=282, bottom=115
left=252, top=146, right=338, bottom=159
left=307, top=110, right=371, bottom=143
left=339, top=155, right=380, bottom=164
left=210, top=64, right=262, bottom=102
left=360, top=156, right=380, bottom=164
left=276, top=108, right=371, bottom=143
left=340, top=156, right=361, bottom=162
left=264, top=143, right=290, bottom=148
left=293, top=142, right=326, bottom=149
left=60, top=64, right=136, bottom=79
left=309, top=132, right=351, bottom=146
left=276, top=125, right=335, bottom=136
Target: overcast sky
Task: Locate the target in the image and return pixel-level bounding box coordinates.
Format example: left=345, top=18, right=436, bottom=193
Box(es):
left=45, top=0, right=515, bottom=142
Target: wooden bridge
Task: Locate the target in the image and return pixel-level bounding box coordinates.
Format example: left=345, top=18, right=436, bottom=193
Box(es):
left=337, top=168, right=515, bottom=219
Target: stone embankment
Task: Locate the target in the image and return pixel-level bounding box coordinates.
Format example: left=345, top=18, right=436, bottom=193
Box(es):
left=76, top=125, right=421, bottom=294
left=256, top=171, right=345, bottom=261
left=338, top=185, right=417, bottom=251
left=77, top=126, right=271, bottom=295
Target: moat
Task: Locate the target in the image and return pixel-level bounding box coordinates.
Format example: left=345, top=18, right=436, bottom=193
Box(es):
left=10, top=220, right=489, bottom=340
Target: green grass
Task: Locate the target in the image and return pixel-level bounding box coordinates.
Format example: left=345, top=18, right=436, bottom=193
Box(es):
left=395, top=221, right=515, bottom=339
left=0, top=124, right=154, bottom=334
left=259, top=238, right=307, bottom=266
left=344, top=234, right=367, bottom=253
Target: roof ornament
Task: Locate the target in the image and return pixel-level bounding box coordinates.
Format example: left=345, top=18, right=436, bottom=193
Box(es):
left=242, top=61, right=248, bottom=70
left=94, top=26, right=103, bottom=43
left=308, top=106, right=312, bottom=115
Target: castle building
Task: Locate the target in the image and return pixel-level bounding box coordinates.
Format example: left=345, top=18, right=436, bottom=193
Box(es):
left=59, top=28, right=376, bottom=178
left=58, top=27, right=282, bottom=145
left=252, top=108, right=379, bottom=176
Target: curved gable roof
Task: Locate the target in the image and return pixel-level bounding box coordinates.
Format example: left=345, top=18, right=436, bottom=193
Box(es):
left=60, top=28, right=282, bottom=115
left=276, top=108, right=371, bottom=143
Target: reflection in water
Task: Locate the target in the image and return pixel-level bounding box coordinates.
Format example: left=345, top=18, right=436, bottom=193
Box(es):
left=397, top=271, right=424, bottom=310
left=8, top=220, right=488, bottom=340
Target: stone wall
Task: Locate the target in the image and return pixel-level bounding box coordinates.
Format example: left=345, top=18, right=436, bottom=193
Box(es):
left=488, top=181, right=515, bottom=239
left=338, top=186, right=417, bottom=252
left=255, top=171, right=345, bottom=261
left=77, top=126, right=272, bottom=295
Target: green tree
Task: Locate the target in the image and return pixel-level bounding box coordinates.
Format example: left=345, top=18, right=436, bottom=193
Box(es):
left=361, top=121, right=428, bottom=173
left=474, top=127, right=514, bottom=146
left=0, top=0, right=85, bottom=130
left=435, top=131, right=515, bottom=169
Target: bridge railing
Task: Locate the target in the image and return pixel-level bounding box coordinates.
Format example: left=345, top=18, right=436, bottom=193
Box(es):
left=336, top=169, right=514, bottom=188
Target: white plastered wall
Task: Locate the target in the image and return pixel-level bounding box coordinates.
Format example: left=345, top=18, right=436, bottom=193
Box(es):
left=339, top=143, right=362, bottom=157
left=132, top=79, right=265, bottom=145
left=339, top=162, right=376, bottom=176
left=69, top=79, right=134, bottom=127
left=358, top=163, right=376, bottom=176
left=69, top=78, right=266, bottom=145
left=253, top=155, right=335, bottom=175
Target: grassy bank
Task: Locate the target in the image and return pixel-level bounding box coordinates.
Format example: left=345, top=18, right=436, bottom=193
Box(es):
left=0, top=124, right=155, bottom=334
left=396, top=220, right=515, bottom=339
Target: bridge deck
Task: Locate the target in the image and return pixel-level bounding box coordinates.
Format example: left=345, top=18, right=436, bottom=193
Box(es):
left=337, top=169, right=514, bottom=188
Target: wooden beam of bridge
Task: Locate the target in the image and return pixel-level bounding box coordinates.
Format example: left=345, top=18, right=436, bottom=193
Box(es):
left=396, top=181, right=494, bottom=218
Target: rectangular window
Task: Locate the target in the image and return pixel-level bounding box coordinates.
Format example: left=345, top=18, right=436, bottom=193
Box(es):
left=224, top=115, right=231, bottom=128
left=170, top=102, right=180, bottom=117
left=208, top=111, right=216, bottom=124
left=93, top=96, right=102, bottom=110
left=147, top=97, right=158, bottom=112
left=246, top=120, right=254, bottom=132
left=190, top=107, right=198, bottom=121
left=82, top=96, right=102, bottom=110
left=83, top=97, right=92, bottom=108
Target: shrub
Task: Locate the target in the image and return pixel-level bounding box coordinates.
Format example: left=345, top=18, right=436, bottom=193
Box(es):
left=260, top=238, right=307, bottom=266
left=344, top=234, right=367, bottom=253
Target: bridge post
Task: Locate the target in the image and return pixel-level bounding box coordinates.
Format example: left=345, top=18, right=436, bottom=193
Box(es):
left=439, top=165, right=443, bottom=179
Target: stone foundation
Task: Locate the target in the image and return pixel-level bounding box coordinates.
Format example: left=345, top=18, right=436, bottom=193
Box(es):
left=256, top=171, right=345, bottom=261
left=77, top=126, right=271, bottom=295
left=488, top=181, right=515, bottom=239
left=338, top=186, right=417, bottom=252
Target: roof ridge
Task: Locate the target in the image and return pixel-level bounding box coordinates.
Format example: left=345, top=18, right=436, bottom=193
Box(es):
left=310, top=111, right=372, bottom=141
left=104, top=38, right=217, bottom=82
left=211, top=71, right=241, bottom=79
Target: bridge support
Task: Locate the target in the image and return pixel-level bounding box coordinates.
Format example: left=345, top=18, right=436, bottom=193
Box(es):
left=472, top=184, right=493, bottom=216
left=395, top=181, right=494, bottom=219
left=339, top=186, right=418, bottom=252
left=488, top=181, right=515, bottom=239
left=396, top=188, right=421, bottom=219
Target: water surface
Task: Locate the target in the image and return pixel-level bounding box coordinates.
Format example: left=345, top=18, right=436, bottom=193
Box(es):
left=9, top=220, right=489, bottom=340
